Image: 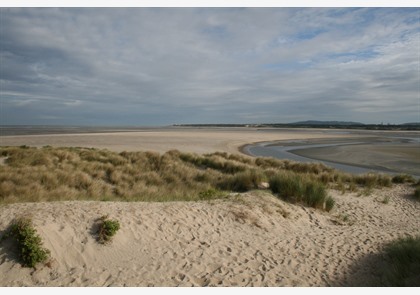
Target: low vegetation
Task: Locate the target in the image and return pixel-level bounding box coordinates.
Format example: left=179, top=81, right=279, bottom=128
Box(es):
left=268, top=172, right=335, bottom=211
left=96, top=215, right=120, bottom=244
left=3, top=217, right=50, bottom=267
left=391, top=174, right=415, bottom=184
left=0, top=146, right=408, bottom=211
left=381, top=235, right=420, bottom=286
left=414, top=185, right=420, bottom=201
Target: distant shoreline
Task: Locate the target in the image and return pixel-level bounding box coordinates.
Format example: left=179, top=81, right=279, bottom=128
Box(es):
left=0, top=125, right=172, bottom=136
left=2, top=121, right=420, bottom=136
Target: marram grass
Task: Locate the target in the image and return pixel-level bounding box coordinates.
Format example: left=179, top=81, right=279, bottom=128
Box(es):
left=0, top=146, right=405, bottom=210
left=381, top=235, right=420, bottom=286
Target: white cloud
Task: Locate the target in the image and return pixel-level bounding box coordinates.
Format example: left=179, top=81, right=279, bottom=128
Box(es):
left=1, top=8, right=418, bottom=125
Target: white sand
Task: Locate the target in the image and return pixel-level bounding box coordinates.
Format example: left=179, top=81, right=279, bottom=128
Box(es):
left=0, top=184, right=418, bottom=286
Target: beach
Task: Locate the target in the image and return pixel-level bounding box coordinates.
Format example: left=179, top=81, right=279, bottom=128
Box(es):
left=0, top=127, right=358, bottom=154
left=0, top=127, right=419, bottom=286
left=1, top=184, right=418, bottom=286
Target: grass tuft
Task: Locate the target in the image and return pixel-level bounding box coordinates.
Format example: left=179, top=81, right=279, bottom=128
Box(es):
left=219, top=169, right=263, bottom=192
left=381, top=195, right=391, bottom=204
left=325, top=196, right=335, bottom=212
left=269, top=173, right=332, bottom=211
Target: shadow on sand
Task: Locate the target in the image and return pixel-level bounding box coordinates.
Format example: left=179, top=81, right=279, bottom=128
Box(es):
left=332, top=248, right=420, bottom=286
left=0, top=227, right=20, bottom=267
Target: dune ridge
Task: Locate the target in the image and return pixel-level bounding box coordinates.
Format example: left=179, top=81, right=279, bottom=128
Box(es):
left=1, top=184, right=418, bottom=286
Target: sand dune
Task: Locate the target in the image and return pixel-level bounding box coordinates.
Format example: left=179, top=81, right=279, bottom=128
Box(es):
left=1, top=128, right=418, bottom=286
left=1, top=184, right=418, bottom=287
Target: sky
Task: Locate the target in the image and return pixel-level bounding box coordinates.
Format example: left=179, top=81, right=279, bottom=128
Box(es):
left=0, top=7, right=419, bottom=126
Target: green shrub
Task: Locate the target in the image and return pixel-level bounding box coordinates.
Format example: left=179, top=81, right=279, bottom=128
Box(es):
left=382, top=235, right=420, bottom=286
left=5, top=217, right=50, bottom=267
left=97, top=215, right=120, bottom=244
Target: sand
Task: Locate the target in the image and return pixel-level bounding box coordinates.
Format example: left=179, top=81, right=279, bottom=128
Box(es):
left=0, top=184, right=418, bottom=286
left=0, top=127, right=359, bottom=154
left=292, top=143, right=420, bottom=176
left=1, top=128, right=419, bottom=286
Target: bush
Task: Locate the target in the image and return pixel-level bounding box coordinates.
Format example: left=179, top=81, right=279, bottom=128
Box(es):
left=97, top=215, right=120, bottom=244
left=5, top=217, right=50, bottom=267
left=382, top=235, right=420, bottom=286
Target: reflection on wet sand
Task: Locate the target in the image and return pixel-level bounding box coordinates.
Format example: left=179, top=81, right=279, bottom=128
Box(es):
left=244, top=136, right=420, bottom=177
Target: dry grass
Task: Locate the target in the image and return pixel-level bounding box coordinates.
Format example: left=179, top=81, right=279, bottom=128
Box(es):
left=0, top=146, right=403, bottom=210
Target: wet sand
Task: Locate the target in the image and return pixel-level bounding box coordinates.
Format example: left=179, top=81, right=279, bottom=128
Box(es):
left=290, top=141, right=420, bottom=176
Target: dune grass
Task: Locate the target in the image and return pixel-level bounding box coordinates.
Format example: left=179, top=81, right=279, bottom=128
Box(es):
left=268, top=172, right=334, bottom=211
left=392, top=174, right=415, bottom=184
left=0, top=146, right=404, bottom=210
left=414, top=185, right=420, bottom=201
left=381, top=235, right=420, bottom=286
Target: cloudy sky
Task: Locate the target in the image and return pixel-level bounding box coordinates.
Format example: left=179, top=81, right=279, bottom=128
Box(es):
left=0, top=8, right=419, bottom=125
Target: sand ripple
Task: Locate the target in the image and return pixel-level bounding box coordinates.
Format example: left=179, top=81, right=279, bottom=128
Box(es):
left=0, top=184, right=418, bottom=286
